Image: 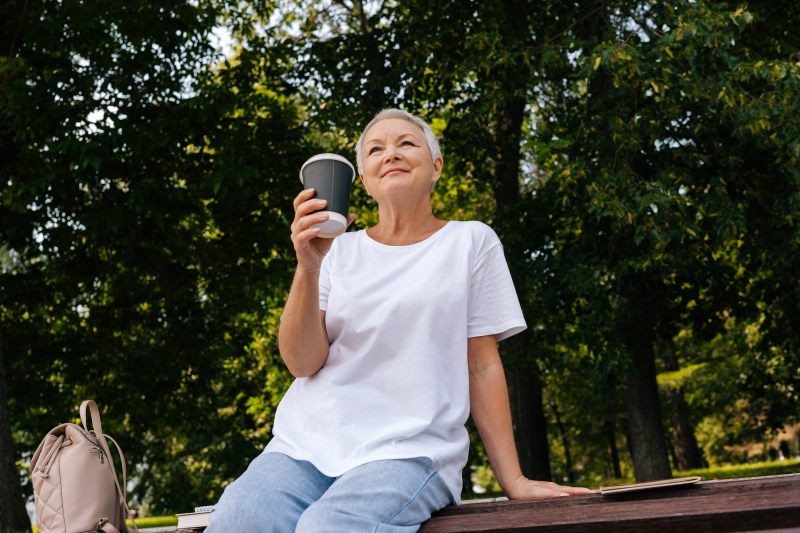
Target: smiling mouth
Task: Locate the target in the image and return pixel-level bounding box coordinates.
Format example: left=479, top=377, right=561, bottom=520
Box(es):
left=382, top=169, right=407, bottom=177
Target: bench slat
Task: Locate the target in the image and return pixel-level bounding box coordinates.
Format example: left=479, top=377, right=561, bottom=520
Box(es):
left=421, top=474, right=800, bottom=532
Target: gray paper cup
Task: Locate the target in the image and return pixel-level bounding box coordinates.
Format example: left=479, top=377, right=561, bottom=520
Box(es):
left=299, top=153, right=356, bottom=238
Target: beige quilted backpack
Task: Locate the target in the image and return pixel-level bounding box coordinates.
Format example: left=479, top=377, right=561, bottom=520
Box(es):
left=30, top=400, right=138, bottom=533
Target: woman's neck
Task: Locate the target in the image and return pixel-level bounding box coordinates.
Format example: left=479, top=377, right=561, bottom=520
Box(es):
left=367, top=206, right=447, bottom=246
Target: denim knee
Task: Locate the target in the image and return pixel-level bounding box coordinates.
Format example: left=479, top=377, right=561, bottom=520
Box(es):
left=295, top=458, right=452, bottom=533
left=205, top=478, right=265, bottom=532
left=206, top=453, right=334, bottom=533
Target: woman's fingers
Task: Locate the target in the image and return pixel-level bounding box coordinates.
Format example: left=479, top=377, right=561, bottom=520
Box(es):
left=294, top=212, right=330, bottom=236
left=292, top=187, right=316, bottom=211
left=507, top=476, right=595, bottom=500
left=291, top=188, right=338, bottom=272
left=560, top=485, right=594, bottom=495
left=294, top=227, right=321, bottom=248
left=518, top=483, right=563, bottom=499
left=530, top=480, right=593, bottom=495
left=295, top=198, right=328, bottom=222
left=292, top=189, right=328, bottom=227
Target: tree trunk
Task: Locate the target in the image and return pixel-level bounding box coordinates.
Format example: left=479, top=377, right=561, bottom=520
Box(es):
left=1, top=2, right=35, bottom=530
left=1, top=0, right=29, bottom=59
left=0, top=328, right=31, bottom=531
left=461, top=419, right=477, bottom=499
left=493, top=96, right=552, bottom=480
left=550, top=401, right=574, bottom=483
left=624, top=310, right=672, bottom=481
left=660, top=339, right=706, bottom=470
left=507, top=362, right=551, bottom=481
left=625, top=350, right=672, bottom=480
left=487, top=1, right=551, bottom=484
left=605, top=419, right=622, bottom=479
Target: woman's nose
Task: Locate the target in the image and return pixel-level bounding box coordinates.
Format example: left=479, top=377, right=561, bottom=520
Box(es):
left=383, top=144, right=400, bottom=162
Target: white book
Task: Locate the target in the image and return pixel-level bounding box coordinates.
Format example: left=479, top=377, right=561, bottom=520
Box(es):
left=600, top=476, right=702, bottom=495
left=175, top=506, right=214, bottom=529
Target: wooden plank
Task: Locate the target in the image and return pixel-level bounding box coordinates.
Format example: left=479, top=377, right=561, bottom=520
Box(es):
left=735, top=529, right=800, bottom=533
left=420, top=474, right=800, bottom=532
left=169, top=474, right=800, bottom=532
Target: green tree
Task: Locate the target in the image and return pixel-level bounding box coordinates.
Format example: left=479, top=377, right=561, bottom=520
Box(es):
left=531, top=0, right=800, bottom=479
left=4, top=2, right=798, bottom=522
left=1, top=0, right=306, bottom=514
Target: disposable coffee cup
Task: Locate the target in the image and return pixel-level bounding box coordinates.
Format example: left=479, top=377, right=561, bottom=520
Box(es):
left=299, top=153, right=356, bottom=238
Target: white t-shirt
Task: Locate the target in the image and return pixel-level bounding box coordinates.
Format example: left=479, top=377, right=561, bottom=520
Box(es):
left=264, top=221, right=526, bottom=502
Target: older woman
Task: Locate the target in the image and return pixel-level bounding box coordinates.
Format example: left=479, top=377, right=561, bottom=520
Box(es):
left=207, top=109, right=590, bottom=533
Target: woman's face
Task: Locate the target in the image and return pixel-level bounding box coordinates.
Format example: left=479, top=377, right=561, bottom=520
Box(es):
left=360, top=118, right=442, bottom=201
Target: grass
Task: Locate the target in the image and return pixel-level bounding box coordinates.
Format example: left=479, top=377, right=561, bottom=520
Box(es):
left=26, top=515, right=178, bottom=533
left=586, top=457, right=800, bottom=489
left=678, top=457, right=800, bottom=480
left=581, top=458, right=800, bottom=490
left=470, top=457, right=800, bottom=499
left=130, top=516, right=179, bottom=527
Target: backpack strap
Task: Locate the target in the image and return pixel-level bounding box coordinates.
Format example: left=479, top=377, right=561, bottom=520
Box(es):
left=97, top=518, right=122, bottom=533
left=104, top=432, right=138, bottom=531
left=81, top=400, right=105, bottom=441
left=81, top=400, right=139, bottom=533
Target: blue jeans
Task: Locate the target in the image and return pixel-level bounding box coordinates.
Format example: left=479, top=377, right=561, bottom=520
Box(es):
left=205, top=452, right=455, bottom=532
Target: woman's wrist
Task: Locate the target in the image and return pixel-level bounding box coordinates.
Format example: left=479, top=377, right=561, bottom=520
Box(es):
left=295, top=259, right=323, bottom=277
left=496, top=469, right=524, bottom=495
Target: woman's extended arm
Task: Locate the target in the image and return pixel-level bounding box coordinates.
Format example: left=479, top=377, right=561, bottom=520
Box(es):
left=279, top=188, right=353, bottom=377
left=278, top=272, right=329, bottom=378
left=468, top=335, right=593, bottom=499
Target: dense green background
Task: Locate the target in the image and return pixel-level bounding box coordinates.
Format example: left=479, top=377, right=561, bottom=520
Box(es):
left=1, top=0, right=798, bottom=526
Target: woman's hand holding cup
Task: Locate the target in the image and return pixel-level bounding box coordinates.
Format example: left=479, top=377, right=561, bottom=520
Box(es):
left=293, top=153, right=357, bottom=273
left=291, top=188, right=354, bottom=273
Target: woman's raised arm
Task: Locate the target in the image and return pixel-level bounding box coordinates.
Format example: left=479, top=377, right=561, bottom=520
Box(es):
left=279, top=188, right=353, bottom=377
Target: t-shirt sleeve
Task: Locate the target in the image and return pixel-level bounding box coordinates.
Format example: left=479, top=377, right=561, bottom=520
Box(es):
left=318, top=245, right=334, bottom=311
left=467, top=238, right=527, bottom=341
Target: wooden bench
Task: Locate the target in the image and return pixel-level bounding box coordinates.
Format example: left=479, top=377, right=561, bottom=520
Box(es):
left=174, top=473, right=800, bottom=532
left=420, top=473, right=800, bottom=532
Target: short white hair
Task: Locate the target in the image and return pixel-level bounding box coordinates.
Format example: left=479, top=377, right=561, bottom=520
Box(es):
left=355, top=108, right=441, bottom=176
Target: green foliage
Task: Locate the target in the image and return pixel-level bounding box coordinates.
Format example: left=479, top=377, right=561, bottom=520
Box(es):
left=2, top=0, right=799, bottom=516
left=673, top=315, right=800, bottom=465
left=525, top=0, right=800, bottom=478
left=1, top=0, right=305, bottom=514
left=657, top=363, right=706, bottom=391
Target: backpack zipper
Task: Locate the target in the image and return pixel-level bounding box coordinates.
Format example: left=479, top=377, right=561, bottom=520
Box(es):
left=90, top=444, right=105, bottom=464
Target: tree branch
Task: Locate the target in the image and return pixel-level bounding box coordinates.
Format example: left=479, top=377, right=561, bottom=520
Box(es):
left=1, top=0, right=30, bottom=59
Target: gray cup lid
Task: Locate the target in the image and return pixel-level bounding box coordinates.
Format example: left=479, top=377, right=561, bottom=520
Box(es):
left=299, top=153, right=356, bottom=184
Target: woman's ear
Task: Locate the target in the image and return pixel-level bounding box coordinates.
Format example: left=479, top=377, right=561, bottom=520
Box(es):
left=431, top=155, right=443, bottom=184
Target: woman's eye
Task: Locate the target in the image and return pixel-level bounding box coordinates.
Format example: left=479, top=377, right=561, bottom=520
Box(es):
left=401, top=140, right=414, bottom=146
left=369, top=146, right=383, bottom=154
